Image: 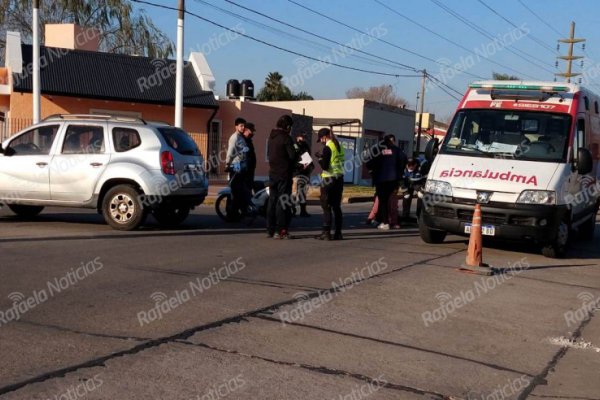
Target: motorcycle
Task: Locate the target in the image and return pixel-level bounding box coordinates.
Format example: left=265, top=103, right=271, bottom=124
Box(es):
left=215, top=178, right=269, bottom=222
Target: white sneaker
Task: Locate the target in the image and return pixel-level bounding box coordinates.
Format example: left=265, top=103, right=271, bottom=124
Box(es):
left=377, top=223, right=390, bottom=230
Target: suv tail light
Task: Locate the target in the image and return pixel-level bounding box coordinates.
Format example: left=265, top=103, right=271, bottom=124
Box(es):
left=161, top=151, right=175, bottom=175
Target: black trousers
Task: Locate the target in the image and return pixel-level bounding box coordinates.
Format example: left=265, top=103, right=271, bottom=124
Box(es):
left=320, top=176, right=344, bottom=233
left=376, top=181, right=398, bottom=225
left=267, top=177, right=293, bottom=233
left=295, top=174, right=310, bottom=205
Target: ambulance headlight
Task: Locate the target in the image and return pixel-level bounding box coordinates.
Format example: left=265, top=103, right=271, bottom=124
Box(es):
left=517, top=190, right=556, bottom=205
left=424, top=180, right=453, bottom=197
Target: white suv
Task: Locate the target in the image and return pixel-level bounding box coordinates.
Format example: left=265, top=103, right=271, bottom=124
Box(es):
left=0, top=114, right=208, bottom=230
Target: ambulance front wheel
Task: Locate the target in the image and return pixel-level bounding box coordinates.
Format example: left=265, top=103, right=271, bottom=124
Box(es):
left=541, top=220, right=570, bottom=258
left=418, top=213, right=447, bottom=244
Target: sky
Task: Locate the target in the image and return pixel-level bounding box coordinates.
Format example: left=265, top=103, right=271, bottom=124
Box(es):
left=135, top=0, right=600, bottom=119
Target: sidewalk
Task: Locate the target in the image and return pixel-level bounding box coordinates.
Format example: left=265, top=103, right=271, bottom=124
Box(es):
left=207, top=183, right=374, bottom=205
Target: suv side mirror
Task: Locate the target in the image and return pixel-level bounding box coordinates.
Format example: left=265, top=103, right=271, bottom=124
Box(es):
left=424, top=138, right=439, bottom=163
left=576, top=148, right=593, bottom=175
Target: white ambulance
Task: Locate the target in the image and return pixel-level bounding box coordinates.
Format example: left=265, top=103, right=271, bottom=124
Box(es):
left=420, top=81, right=600, bottom=257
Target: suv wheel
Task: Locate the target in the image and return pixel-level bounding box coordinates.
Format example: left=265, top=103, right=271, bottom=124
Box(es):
left=102, top=185, right=146, bottom=230
left=152, top=205, right=190, bottom=226
left=7, top=205, right=44, bottom=218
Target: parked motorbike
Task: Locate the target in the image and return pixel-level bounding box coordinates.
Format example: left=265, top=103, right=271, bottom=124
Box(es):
left=215, top=178, right=269, bottom=222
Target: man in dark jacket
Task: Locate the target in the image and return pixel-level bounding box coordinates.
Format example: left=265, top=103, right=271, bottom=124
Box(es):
left=267, top=115, right=296, bottom=239
left=367, top=134, right=407, bottom=230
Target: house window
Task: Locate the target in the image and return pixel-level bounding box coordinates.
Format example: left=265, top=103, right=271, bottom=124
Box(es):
left=0, top=111, right=5, bottom=123
left=584, top=96, right=589, bottom=111
left=595, top=101, right=599, bottom=114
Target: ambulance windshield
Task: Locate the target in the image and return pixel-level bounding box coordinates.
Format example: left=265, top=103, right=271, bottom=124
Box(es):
left=441, top=110, right=571, bottom=162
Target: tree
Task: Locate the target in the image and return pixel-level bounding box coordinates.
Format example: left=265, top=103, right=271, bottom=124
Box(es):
left=256, top=72, right=313, bottom=101
left=0, top=0, right=173, bottom=65
left=346, top=85, right=408, bottom=108
left=291, top=91, right=314, bottom=100
left=492, top=72, right=521, bottom=81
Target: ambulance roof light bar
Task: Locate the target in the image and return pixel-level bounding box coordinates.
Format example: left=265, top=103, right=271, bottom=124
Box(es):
left=469, top=83, right=570, bottom=92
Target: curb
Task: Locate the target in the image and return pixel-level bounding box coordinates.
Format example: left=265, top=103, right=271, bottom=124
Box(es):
left=345, top=196, right=374, bottom=204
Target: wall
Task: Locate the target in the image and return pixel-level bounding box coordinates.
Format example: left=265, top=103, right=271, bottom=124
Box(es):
left=215, top=100, right=296, bottom=180
left=260, top=99, right=365, bottom=119
left=8, top=92, right=215, bottom=155
left=363, top=103, right=415, bottom=155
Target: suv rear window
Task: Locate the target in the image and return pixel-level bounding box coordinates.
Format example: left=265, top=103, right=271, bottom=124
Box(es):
left=157, top=127, right=199, bottom=156
left=113, top=127, right=141, bottom=152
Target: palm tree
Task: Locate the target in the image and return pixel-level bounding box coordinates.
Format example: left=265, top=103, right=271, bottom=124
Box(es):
left=257, top=72, right=293, bottom=101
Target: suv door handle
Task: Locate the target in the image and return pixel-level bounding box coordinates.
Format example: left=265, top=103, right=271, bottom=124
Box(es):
left=36, top=162, right=48, bottom=167
left=90, top=162, right=104, bottom=167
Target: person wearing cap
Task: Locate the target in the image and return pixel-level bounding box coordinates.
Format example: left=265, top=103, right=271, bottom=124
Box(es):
left=315, top=128, right=345, bottom=240
left=267, top=115, right=297, bottom=239
left=226, top=117, right=250, bottom=217
left=294, top=133, right=314, bottom=217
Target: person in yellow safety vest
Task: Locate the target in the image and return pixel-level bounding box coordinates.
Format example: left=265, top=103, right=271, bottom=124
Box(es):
left=315, top=128, right=345, bottom=240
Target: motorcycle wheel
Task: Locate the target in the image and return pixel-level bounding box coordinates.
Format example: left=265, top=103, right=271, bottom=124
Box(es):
left=215, top=194, right=240, bottom=222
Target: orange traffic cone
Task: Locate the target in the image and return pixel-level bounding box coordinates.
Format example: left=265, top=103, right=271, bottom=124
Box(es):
left=460, top=204, right=494, bottom=276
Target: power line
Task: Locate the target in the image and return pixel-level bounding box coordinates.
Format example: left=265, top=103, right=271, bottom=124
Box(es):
left=517, top=0, right=563, bottom=37
left=193, top=0, right=411, bottom=72
left=130, top=0, right=415, bottom=79
left=221, top=0, right=421, bottom=73
left=371, top=0, right=533, bottom=80
left=430, top=0, right=556, bottom=76
left=286, top=0, right=486, bottom=81
left=476, top=0, right=557, bottom=55
left=426, top=73, right=463, bottom=99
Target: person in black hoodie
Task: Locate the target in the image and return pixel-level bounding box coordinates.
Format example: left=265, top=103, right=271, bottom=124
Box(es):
left=366, top=134, right=407, bottom=230
left=267, top=115, right=296, bottom=239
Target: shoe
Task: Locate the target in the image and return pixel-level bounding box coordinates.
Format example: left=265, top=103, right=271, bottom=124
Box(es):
left=377, top=223, right=390, bottom=230
left=315, top=232, right=331, bottom=241
left=274, top=230, right=292, bottom=239
left=391, top=224, right=400, bottom=229
left=266, top=231, right=274, bottom=238
left=333, top=232, right=343, bottom=240
left=365, top=218, right=373, bottom=225
left=371, top=220, right=379, bottom=226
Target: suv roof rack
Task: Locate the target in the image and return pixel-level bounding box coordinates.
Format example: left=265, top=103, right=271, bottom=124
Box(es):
left=42, top=114, right=148, bottom=125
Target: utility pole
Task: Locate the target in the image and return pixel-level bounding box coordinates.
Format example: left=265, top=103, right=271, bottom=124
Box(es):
left=32, top=0, right=41, bottom=123
left=174, top=0, right=185, bottom=128
left=415, top=69, right=426, bottom=156
left=556, top=21, right=585, bottom=83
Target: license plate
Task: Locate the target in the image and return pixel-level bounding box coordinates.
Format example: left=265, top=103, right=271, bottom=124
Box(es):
left=464, top=223, right=495, bottom=236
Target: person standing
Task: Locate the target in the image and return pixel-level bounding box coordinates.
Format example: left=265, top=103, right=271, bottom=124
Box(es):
left=315, top=128, right=345, bottom=240
left=226, top=117, right=250, bottom=217
left=368, top=134, right=406, bottom=230
left=294, top=134, right=314, bottom=217
left=401, top=158, right=419, bottom=220
left=243, top=122, right=257, bottom=197
left=267, top=115, right=296, bottom=239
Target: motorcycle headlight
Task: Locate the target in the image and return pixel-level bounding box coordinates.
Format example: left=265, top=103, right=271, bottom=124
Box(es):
left=424, top=180, right=453, bottom=197
left=516, top=190, right=556, bottom=205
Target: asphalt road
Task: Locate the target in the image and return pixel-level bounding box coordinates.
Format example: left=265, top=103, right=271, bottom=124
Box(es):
left=0, top=204, right=599, bottom=399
